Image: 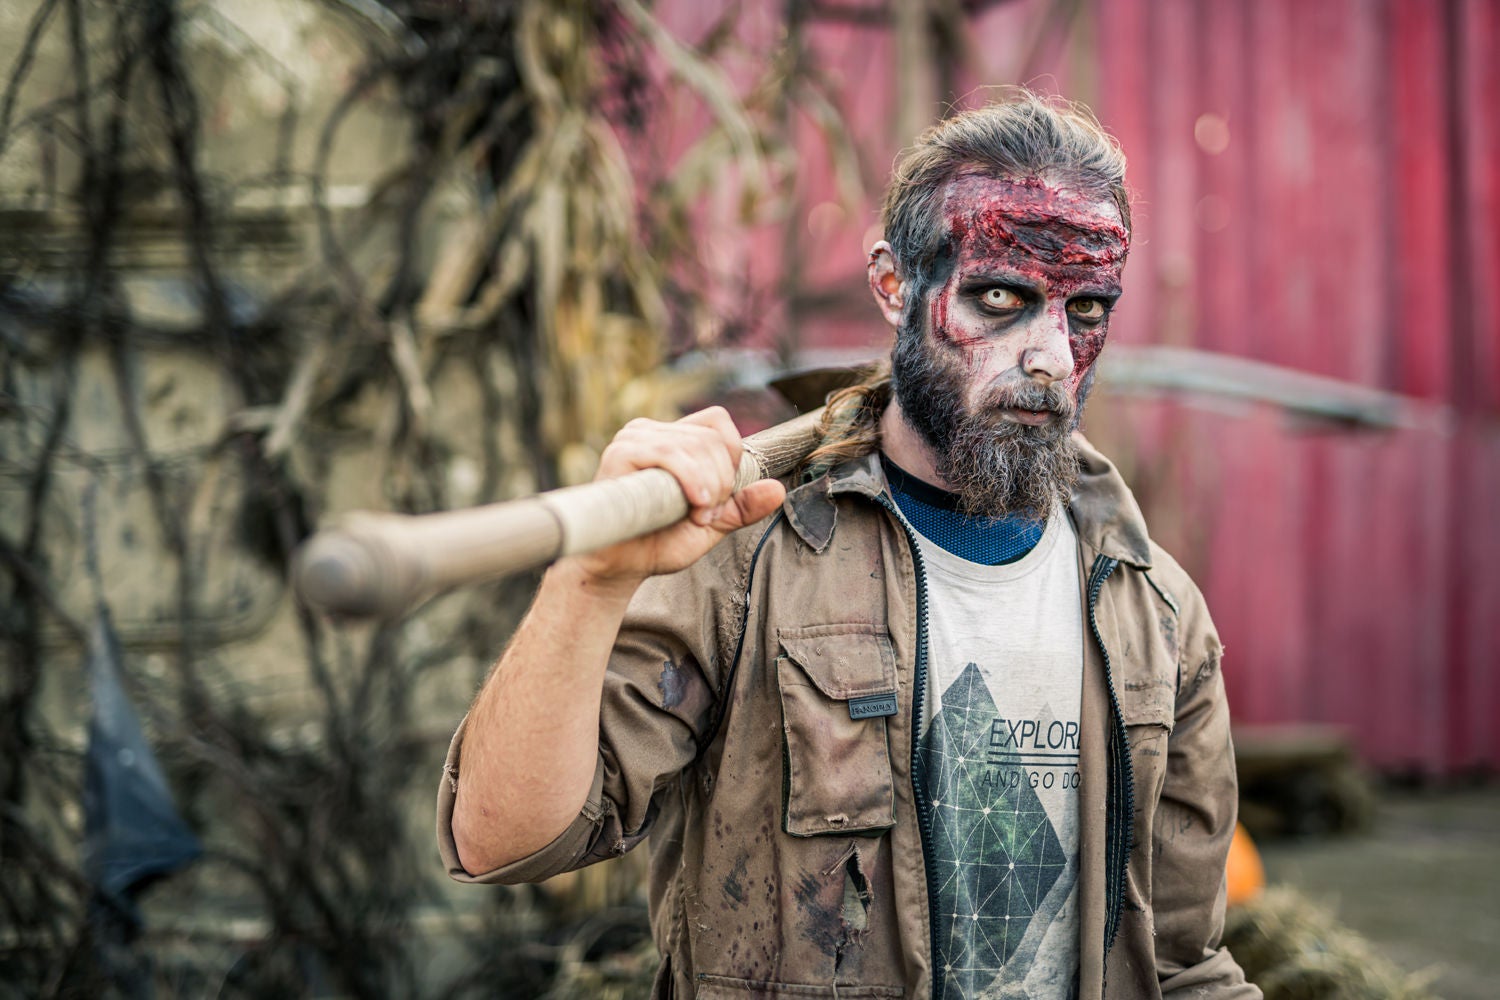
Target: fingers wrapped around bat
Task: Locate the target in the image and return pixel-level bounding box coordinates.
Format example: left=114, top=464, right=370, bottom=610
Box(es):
left=598, top=406, right=742, bottom=524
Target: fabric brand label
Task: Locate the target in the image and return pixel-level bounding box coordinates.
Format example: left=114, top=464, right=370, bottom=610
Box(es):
left=848, top=692, right=898, bottom=719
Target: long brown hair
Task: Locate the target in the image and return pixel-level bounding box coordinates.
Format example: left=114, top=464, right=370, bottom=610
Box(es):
left=799, top=362, right=893, bottom=482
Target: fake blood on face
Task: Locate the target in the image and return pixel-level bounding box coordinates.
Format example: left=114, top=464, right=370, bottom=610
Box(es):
left=926, top=174, right=1129, bottom=412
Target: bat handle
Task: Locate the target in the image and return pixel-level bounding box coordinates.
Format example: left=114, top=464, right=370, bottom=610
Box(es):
left=293, top=408, right=825, bottom=618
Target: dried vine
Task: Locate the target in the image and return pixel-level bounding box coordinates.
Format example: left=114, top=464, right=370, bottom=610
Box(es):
left=0, top=0, right=862, bottom=997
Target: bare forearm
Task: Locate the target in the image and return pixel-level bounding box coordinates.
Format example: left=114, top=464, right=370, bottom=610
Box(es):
left=450, top=558, right=639, bottom=874
left=446, top=406, right=786, bottom=876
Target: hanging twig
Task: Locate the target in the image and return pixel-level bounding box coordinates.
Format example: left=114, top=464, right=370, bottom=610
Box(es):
left=263, top=333, right=331, bottom=460
left=0, top=0, right=62, bottom=158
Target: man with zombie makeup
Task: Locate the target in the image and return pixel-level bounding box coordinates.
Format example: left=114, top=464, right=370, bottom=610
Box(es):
left=439, top=93, right=1257, bottom=1000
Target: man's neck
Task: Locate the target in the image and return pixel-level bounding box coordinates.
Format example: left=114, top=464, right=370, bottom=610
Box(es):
left=878, top=395, right=953, bottom=492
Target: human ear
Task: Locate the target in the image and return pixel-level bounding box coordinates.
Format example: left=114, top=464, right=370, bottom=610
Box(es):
left=867, top=241, right=905, bottom=328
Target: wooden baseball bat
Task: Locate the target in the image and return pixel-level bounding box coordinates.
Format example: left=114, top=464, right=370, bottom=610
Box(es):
left=293, top=407, right=826, bottom=618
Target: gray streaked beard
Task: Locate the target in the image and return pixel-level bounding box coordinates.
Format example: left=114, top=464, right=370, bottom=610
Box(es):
left=891, top=322, right=1083, bottom=520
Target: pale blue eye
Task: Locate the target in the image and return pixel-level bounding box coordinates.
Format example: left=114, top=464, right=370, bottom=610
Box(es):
left=982, top=288, right=1022, bottom=309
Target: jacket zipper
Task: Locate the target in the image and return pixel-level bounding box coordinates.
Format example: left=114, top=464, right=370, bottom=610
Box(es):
left=872, top=494, right=941, bottom=999
left=1085, top=553, right=1134, bottom=955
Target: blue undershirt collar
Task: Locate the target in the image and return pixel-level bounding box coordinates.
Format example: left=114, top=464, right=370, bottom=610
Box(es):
left=880, top=453, right=1046, bottom=566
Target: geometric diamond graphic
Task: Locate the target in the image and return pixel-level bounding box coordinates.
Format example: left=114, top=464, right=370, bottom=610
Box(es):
left=921, top=663, right=1068, bottom=999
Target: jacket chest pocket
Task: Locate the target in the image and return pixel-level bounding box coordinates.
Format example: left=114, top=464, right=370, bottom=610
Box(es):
left=776, top=624, right=899, bottom=837
left=1119, top=678, right=1176, bottom=806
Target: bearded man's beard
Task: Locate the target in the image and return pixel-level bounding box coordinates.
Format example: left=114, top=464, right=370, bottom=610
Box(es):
left=891, top=325, right=1086, bottom=520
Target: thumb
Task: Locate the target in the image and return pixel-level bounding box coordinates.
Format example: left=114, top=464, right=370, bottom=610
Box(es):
left=714, top=479, right=786, bottom=531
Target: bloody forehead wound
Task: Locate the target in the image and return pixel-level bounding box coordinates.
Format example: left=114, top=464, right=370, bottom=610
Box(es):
left=942, top=174, right=1129, bottom=272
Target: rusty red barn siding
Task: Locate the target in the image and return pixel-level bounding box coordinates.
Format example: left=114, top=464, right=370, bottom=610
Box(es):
left=646, top=0, right=1498, bottom=775
left=1092, top=0, right=1500, bottom=775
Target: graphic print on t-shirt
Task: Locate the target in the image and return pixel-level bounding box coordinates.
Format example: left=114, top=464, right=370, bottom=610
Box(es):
left=924, top=663, right=1081, bottom=1000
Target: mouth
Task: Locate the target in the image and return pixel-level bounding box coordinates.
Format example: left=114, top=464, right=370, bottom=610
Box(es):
left=998, top=407, right=1056, bottom=427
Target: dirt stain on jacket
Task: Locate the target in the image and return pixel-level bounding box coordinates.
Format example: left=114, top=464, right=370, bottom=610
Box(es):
left=722, top=853, right=749, bottom=907
left=658, top=659, right=686, bottom=709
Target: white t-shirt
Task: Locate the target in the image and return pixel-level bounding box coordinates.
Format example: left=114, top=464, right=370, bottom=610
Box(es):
left=903, top=504, right=1085, bottom=1000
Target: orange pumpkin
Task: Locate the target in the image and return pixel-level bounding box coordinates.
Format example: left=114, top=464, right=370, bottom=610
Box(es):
left=1225, top=822, right=1266, bottom=906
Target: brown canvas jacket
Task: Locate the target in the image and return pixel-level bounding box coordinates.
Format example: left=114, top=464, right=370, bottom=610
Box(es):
left=437, top=436, right=1260, bottom=1000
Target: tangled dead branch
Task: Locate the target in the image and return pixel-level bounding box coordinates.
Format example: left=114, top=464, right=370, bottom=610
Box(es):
left=0, top=1, right=864, bottom=996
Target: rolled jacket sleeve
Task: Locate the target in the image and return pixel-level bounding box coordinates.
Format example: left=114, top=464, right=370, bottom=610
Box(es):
left=435, top=526, right=756, bottom=885
left=436, top=712, right=608, bottom=883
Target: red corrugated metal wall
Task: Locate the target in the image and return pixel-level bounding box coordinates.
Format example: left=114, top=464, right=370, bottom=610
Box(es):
left=1091, top=0, right=1500, bottom=775
left=649, top=0, right=1499, bottom=774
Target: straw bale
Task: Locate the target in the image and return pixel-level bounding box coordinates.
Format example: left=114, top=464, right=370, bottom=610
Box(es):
left=1224, top=888, right=1438, bottom=1000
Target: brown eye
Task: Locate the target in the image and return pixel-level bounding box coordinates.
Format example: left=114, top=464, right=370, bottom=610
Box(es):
left=981, top=287, right=1023, bottom=310
left=1068, top=299, right=1107, bottom=322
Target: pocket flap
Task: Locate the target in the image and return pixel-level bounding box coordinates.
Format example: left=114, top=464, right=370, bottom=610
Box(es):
left=778, top=624, right=897, bottom=701
left=1118, top=675, right=1176, bottom=732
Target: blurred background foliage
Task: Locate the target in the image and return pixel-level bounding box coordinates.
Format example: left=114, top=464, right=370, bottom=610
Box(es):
left=0, top=0, right=832, bottom=995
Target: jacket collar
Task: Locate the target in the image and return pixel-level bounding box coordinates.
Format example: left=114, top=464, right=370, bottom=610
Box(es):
left=782, top=435, right=1153, bottom=569
left=1068, top=434, right=1154, bottom=568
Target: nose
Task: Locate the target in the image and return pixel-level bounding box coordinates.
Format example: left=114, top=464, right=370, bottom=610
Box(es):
left=1020, top=312, right=1075, bottom=385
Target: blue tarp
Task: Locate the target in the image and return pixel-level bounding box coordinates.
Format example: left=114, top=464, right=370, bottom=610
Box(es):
left=82, top=607, right=201, bottom=928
